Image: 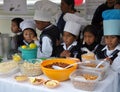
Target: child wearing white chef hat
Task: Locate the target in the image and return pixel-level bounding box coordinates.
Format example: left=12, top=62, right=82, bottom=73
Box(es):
left=20, top=19, right=37, bottom=46
left=97, top=9, right=120, bottom=73
left=33, top=0, right=60, bottom=58
left=56, top=13, right=82, bottom=59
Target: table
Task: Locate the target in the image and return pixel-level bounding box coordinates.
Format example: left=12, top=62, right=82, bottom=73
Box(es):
left=0, top=69, right=119, bottom=92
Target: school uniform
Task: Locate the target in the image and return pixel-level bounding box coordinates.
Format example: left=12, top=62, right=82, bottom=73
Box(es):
left=37, top=24, right=60, bottom=58
left=34, top=0, right=60, bottom=58
left=81, top=42, right=104, bottom=53
left=55, top=13, right=82, bottom=59
left=102, top=9, right=120, bottom=91
left=56, top=41, right=81, bottom=60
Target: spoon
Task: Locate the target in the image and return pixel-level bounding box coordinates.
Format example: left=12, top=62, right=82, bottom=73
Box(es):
left=96, top=55, right=113, bottom=68
left=96, top=60, right=105, bottom=68
left=52, top=61, right=90, bottom=70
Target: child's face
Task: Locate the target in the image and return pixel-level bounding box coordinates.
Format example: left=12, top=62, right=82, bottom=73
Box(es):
left=104, top=36, right=119, bottom=50
left=11, top=22, right=20, bottom=33
left=63, top=32, right=76, bottom=47
left=60, top=0, right=71, bottom=13
left=23, top=29, right=36, bottom=43
left=35, top=20, right=48, bottom=31
left=83, top=31, right=95, bottom=45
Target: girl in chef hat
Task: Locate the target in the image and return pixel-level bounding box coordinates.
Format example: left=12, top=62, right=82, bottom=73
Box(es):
left=56, top=13, right=82, bottom=59
left=101, top=9, right=120, bottom=91
left=20, top=19, right=38, bottom=46
left=99, top=9, right=120, bottom=71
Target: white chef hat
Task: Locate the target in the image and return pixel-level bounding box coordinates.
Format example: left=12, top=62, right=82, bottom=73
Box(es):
left=20, top=20, right=36, bottom=31
left=63, top=13, right=82, bottom=36
left=34, top=0, right=59, bottom=22
left=102, top=9, right=120, bottom=35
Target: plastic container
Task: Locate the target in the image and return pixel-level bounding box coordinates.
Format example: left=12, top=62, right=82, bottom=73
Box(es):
left=20, top=47, right=37, bottom=60
left=79, top=60, right=110, bottom=80
left=70, top=69, right=100, bottom=91
left=19, top=61, right=42, bottom=77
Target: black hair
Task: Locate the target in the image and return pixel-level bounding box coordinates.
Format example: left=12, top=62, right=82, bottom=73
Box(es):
left=23, top=28, right=37, bottom=37
left=83, top=25, right=100, bottom=43
left=116, top=0, right=120, bottom=4
left=63, top=0, right=76, bottom=11
left=116, top=36, right=120, bottom=43
left=11, top=18, right=24, bottom=28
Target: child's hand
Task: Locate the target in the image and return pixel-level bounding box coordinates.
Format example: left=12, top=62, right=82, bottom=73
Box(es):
left=105, top=57, right=112, bottom=65
left=33, top=36, right=38, bottom=41
left=60, top=50, right=71, bottom=57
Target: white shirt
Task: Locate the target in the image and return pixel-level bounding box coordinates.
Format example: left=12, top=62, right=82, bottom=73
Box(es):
left=102, top=44, right=120, bottom=73
left=37, top=25, right=54, bottom=58
left=62, top=41, right=77, bottom=50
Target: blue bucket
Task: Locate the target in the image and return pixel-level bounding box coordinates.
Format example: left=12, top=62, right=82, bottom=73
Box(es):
left=20, top=47, right=37, bottom=60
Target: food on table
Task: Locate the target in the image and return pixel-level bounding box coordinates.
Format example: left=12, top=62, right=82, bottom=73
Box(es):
left=12, top=54, right=22, bottom=62
left=15, top=75, right=28, bottom=82
left=44, top=62, right=70, bottom=69
left=81, top=53, right=95, bottom=61
left=29, top=77, right=44, bottom=85
left=82, top=74, right=98, bottom=80
left=43, top=80, right=60, bottom=88
left=41, top=58, right=77, bottom=81
left=85, top=63, right=104, bottom=68
left=29, top=43, right=37, bottom=49
left=19, top=62, right=42, bottom=76
left=21, top=43, right=37, bottom=49
left=0, top=61, right=18, bottom=73
left=70, top=69, right=100, bottom=91
left=21, top=45, right=27, bottom=49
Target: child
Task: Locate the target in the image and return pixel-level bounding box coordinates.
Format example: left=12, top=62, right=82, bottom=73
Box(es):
left=10, top=18, right=24, bottom=51
left=102, top=9, right=120, bottom=91
left=56, top=13, right=81, bottom=59
left=81, top=25, right=104, bottom=59
left=20, top=19, right=37, bottom=46
left=9, top=18, right=24, bottom=59
left=99, top=9, right=120, bottom=68
left=34, top=0, right=60, bottom=58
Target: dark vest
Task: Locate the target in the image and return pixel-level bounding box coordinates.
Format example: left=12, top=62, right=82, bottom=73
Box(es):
left=57, top=13, right=65, bottom=34
left=97, top=49, right=120, bottom=61
left=39, top=25, right=60, bottom=57
left=56, top=43, right=82, bottom=60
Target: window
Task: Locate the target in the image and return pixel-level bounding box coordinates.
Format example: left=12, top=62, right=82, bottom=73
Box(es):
left=0, top=0, right=61, bottom=5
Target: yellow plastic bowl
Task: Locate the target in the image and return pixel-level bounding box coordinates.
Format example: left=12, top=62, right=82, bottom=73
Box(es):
left=41, top=58, right=77, bottom=81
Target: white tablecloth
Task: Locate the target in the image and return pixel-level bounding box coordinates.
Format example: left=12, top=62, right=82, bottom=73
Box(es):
left=0, top=69, right=119, bottom=92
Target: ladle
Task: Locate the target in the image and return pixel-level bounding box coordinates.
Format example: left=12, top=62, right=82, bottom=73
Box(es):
left=52, top=60, right=90, bottom=70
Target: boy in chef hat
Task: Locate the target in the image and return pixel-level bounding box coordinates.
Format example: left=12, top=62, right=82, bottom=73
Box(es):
left=20, top=19, right=38, bottom=46
left=33, top=0, right=60, bottom=58
left=98, top=9, right=120, bottom=73
left=56, top=13, right=82, bottom=59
